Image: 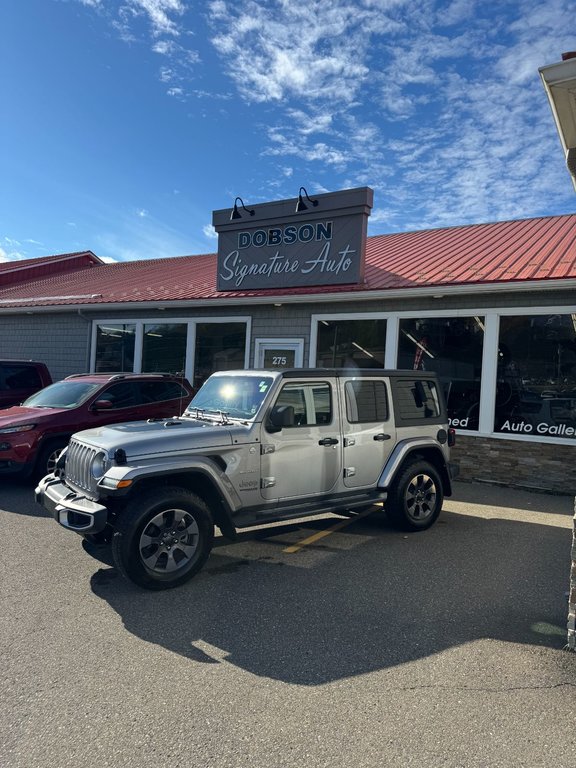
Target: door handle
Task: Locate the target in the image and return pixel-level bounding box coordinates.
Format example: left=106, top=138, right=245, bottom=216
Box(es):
left=373, top=433, right=391, bottom=441
left=318, top=437, right=339, bottom=446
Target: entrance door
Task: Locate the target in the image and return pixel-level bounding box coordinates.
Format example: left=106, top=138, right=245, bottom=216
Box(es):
left=255, top=338, right=304, bottom=369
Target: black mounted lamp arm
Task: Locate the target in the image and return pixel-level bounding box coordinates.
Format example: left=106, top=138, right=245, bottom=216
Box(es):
left=295, top=187, right=319, bottom=213
left=230, top=197, right=255, bottom=220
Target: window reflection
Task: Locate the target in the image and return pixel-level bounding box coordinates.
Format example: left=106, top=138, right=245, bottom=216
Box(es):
left=143, top=323, right=187, bottom=374
left=194, top=323, right=247, bottom=390
left=496, top=315, right=576, bottom=438
left=397, top=317, right=484, bottom=430
left=95, top=324, right=136, bottom=372
left=316, top=320, right=386, bottom=369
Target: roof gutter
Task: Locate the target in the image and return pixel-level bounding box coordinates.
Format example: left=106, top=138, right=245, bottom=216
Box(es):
left=1, top=277, right=576, bottom=314
left=539, top=52, right=576, bottom=192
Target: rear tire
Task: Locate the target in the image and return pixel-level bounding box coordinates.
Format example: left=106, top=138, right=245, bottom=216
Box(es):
left=112, top=487, right=214, bottom=590
left=386, top=460, right=443, bottom=531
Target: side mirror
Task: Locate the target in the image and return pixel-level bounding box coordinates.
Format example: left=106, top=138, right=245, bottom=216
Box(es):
left=92, top=399, right=113, bottom=411
left=266, top=404, right=295, bottom=433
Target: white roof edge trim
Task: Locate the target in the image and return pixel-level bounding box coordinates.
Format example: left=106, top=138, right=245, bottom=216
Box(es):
left=0, top=278, right=575, bottom=313
left=0, top=253, right=101, bottom=274
left=0, top=294, right=102, bottom=304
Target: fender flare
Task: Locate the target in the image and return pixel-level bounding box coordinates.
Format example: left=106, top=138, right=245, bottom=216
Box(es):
left=378, top=438, right=452, bottom=494
left=99, top=456, right=241, bottom=538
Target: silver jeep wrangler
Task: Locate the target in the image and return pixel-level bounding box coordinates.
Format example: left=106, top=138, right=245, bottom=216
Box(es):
left=36, top=369, right=455, bottom=590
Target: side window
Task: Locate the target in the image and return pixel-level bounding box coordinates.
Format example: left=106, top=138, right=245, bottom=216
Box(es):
left=395, top=379, right=440, bottom=420
left=275, top=382, right=332, bottom=427
left=140, top=381, right=187, bottom=403
left=100, top=382, right=138, bottom=409
left=311, top=384, right=332, bottom=425
left=2, top=365, right=42, bottom=390
left=345, top=380, right=389, bottom=423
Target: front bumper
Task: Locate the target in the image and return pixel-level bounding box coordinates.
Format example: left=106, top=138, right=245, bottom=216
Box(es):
left=0, top=458, right=33, bottom=477
left=35, top=475, right=109, bottom=534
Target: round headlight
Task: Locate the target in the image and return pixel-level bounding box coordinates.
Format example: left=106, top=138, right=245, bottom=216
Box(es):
left=91, top=453, right=108, bottom=479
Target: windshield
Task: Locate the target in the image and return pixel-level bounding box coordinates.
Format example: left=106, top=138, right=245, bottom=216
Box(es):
left=23, top=380, right=101, bottom=409
left=185, top=375, right=274, bottom=420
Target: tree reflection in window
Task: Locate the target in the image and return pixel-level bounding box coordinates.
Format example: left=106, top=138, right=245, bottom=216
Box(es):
left=397, top=317, right=484, bottom=430
left=496, top=315, right=576, bottom=438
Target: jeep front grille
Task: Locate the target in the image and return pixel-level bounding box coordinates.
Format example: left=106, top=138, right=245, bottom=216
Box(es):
left=65, top=440, right=100, bottom=496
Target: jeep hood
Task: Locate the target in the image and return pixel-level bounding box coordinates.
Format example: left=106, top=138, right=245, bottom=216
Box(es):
left=70, top=416, right=250, bottom=455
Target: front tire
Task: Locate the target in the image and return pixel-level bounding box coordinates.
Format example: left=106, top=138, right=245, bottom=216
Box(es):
left=34, top=440, right=68, bottom=482
left=386, top=460, right=443, bottom=531
left=112, top=487, right=214, bottom=590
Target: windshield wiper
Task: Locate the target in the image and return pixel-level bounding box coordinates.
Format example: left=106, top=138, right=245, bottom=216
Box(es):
left=183, top=408, right=232, bottom=425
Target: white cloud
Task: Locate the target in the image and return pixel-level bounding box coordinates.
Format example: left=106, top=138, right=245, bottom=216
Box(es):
left=0, top=243, right=27, bottom=261
left=70, top=0, right=576, bottom=235
left=126, top=0, right=185, bottom=37
left=208, top=1, right=379, bottom=104
left=202, top=224, right=217, bottom=240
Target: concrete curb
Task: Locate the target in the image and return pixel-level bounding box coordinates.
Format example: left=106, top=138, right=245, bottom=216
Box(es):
left=568, top=496, right=576, bottom=651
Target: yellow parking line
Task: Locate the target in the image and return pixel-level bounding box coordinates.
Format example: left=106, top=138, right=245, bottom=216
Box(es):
left=283, top=506, right=379, bottom=553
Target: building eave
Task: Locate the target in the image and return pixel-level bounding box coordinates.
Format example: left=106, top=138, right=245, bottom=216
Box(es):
left=1, top=277, right=575, bottom=314
left=539, top=54, right=576, bottom=191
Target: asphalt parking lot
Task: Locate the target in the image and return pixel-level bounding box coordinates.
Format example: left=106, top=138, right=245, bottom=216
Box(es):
left=1, top=480, right=575, bottom=768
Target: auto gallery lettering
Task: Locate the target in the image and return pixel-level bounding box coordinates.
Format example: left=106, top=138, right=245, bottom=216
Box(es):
left=212, top=187, right=373, bottom=291
left=500, top=419, right=576, bottom=437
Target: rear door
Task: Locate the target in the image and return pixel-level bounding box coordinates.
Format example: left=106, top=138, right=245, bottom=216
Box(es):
left=341, top=377, right=396, bottom=488
left=260, top=379, right=342, bottom=502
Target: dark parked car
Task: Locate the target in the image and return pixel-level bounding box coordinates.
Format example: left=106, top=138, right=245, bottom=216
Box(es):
left=0, top=372, right=194, bottom=481
left=0, top=360, right=52, bottom=409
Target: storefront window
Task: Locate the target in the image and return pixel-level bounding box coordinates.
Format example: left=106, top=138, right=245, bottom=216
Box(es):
left=194, top=323, right=247, bottom=390
left=316, top=319, right=386, bottom=369
left=95, top=324, right=136, bottom=372
left=496, top=314, right=576, bottom=439
left=397, top=317, right=485, bottom=430
left=142, top=323, right=187, bottom=374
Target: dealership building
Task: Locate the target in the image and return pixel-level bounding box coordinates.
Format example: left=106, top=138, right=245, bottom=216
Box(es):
left=1, top=186, right=575, bottom=493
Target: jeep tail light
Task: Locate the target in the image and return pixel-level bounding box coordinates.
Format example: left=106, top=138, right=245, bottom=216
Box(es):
left=448, top=428, right=456, bottom=447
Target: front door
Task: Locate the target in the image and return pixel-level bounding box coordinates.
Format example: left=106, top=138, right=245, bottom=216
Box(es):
left=260, top=379, right=341, bottom=501
left=255, top=338, right=304, bottom=369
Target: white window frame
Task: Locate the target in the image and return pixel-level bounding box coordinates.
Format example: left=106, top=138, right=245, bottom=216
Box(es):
left=310, top=306, right=576, bottom=446
left=91, top=316, right=252, bottom=384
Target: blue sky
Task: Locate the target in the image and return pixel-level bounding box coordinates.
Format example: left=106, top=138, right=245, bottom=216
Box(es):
left=1, top=0, right=575, bottom=264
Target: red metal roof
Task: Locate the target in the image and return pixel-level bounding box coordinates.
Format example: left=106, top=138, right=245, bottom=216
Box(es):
left=0, top=215, right=575, bottom=308
left=0, top=251, right=102, bottom=289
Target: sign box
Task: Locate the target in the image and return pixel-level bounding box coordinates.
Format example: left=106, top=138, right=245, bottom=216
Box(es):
left=213, top=187, right=373, bottom=291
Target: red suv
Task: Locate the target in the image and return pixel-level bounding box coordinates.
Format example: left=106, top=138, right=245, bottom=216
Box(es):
left=0, top=373, right=194, bottom=481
